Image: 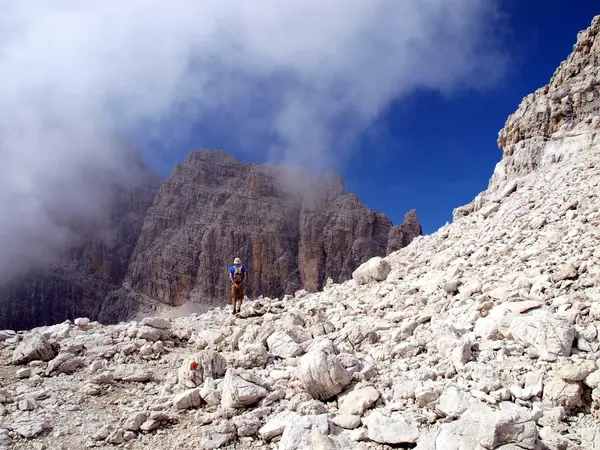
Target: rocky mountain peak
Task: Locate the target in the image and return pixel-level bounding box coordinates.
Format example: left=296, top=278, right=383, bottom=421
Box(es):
left=126, top=152, right=419, bottom=307
left=455, top=15, right=600, bottom=221
left=495, top=15, right=600, bottom=181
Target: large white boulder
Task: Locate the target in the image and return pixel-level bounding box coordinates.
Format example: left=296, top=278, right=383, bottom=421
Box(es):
left=352, top=256, right=391, bottom=285
left=298, top=347, right=352, bottom=401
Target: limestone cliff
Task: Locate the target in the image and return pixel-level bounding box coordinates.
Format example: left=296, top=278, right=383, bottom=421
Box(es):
left=0, top=160, right=162, bottom=331
left=125, top=151, right=420, bottom=306
left=454, top=15, right=600, bottom=220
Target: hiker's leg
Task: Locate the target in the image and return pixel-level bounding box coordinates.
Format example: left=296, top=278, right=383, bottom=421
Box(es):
left=238, top=285, right=245, bottom=310
left=231, top=285, right=237, bottom=314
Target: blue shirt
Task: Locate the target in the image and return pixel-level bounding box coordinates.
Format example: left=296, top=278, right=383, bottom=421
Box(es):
left=229, top=264, right=247, bottom=281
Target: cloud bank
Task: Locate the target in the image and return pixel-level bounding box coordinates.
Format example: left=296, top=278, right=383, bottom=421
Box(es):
left=0, top=0, right=507, bottom=279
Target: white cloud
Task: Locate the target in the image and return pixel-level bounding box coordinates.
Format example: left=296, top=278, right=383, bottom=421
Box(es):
left=0, top=0, right=507, bottom=279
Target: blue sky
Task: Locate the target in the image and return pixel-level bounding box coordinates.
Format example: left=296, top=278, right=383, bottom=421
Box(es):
left=140, top=1, right=599, bottom=235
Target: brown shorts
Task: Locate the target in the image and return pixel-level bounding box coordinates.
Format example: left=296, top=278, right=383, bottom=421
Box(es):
left=232, top=283, right=244, bottom=300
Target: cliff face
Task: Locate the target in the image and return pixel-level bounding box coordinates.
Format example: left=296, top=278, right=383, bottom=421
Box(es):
left=0, top=162, right=162, bottom=331
left=454, top=16, right=600, bottom=220
left=125, top=151, right=420, bottom=306
left=0, top=148, right=421, bottom=330
left=387, top=210, right=422, bottom=255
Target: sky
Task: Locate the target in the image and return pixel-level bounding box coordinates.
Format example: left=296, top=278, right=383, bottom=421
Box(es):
left=0, top=1, right=598, bottom=279
left=139, top=0, right=600, bottom=235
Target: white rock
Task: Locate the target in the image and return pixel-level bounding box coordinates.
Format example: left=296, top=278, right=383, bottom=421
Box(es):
left=278, top=414, right=332, bottom=450
left=266, top=331, right=303, bottom=358
left=393, top=380, right=422, bottom=400
left=417, top=401, right=538, bottom=449
left=46, top=352, right=84, bottom=375
left=556, top=360, right=596, bottom=381
left=173, top=388, right=202, bottom=410
left=136, top=325, right=161, bottom=342
left=220, top=368, right=268, bottom=409
left=177, top=351, right=227, bottom=388
left=480, top=202, right=500, bottom=218
left=352, top=257, right=391, bottom=285
left=584, top=370, right=600, bottom=389
left=508, top=312, right=575, bottom=361
left=16, top=368, right=31, bottom=379
left=200, top=377, right=221, bottom=406
left=542, top=378, right=583, bottom=411
left=436, top=386, right=472, bottom=418
left=298, top=347, right=352, bottom=401
left=113, top=364, right=153, bottom=382
left=258, top=411, right=299, bottom=440
left=237, top=343, right=269, bottom=369
left=338, top=386, right=380, bottom=416
left=74, top=317, right=90, bottom=327
left=124, top=412, right=148, bottom=431
left=332, top=414, right=361, bottom=429
left=363, top=409, right=420, bottom=444
left=140, top=317, right=171, bottom=329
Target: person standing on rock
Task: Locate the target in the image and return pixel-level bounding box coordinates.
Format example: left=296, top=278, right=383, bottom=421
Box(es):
left=229, top=257, right=247, bottom=315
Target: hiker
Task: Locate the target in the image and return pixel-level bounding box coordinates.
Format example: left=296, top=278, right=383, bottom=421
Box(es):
left=229, top=257, right=247, bottom=314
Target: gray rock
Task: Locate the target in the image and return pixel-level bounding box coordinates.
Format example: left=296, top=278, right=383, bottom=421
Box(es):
left=112, top=364, right=153, bottom=382
left=12, top=334, right=58, bottom=364
left=46, top=352, right=84, bottom=375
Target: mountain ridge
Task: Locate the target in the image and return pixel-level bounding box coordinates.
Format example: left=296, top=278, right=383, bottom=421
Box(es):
left=0, top=149, right=421, bottom=331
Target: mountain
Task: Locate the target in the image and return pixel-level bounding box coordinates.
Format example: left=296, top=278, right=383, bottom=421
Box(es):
left=125, top=151, right=421, bottom=307
left=0, top=13, right=599, bottom=450
left=0, top=158, right=162, bottom=331
left=0, top=150, right=421, bottom=330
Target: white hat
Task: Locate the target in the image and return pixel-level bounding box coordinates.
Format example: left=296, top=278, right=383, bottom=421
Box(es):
left=234, top=257, right=241, bottom=264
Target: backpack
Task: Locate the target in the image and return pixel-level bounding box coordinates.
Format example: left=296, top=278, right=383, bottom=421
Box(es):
left=233, top=265, right=244, bottom=284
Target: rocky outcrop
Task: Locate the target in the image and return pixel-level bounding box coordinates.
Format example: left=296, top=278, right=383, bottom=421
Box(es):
left=387, top=209, right=422, bottom=255
left=125, top=152, right=419, bottom=306
left=454, top=15, right=600, bottom=220
left=0, top=158, right=161, bottom=331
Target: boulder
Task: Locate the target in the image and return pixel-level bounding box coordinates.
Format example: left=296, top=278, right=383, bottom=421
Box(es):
left=177, top=350, right=227, bottom=388
left=221, top=368, right=268, bottom=409
left=352, top=257, right=391, bottom=285
left=363, top=409, right=420, bottom=445
left=337, top=386, right=380, bottom=416
left=266, top=331, right=303, bottom=358
left=12, top=334, right=58, bottom=364
left=298, top=348, right=352, bottom=401
left=508, top=312, right=575, bottom=361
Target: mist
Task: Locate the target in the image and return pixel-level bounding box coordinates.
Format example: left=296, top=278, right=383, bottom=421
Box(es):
left=0, top=0, right=507, bottom=280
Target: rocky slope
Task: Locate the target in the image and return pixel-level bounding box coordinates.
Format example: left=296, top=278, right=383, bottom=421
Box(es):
left=1, top=13, right=598, bottom=450
left=125, top=153, right=420, bottom=307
